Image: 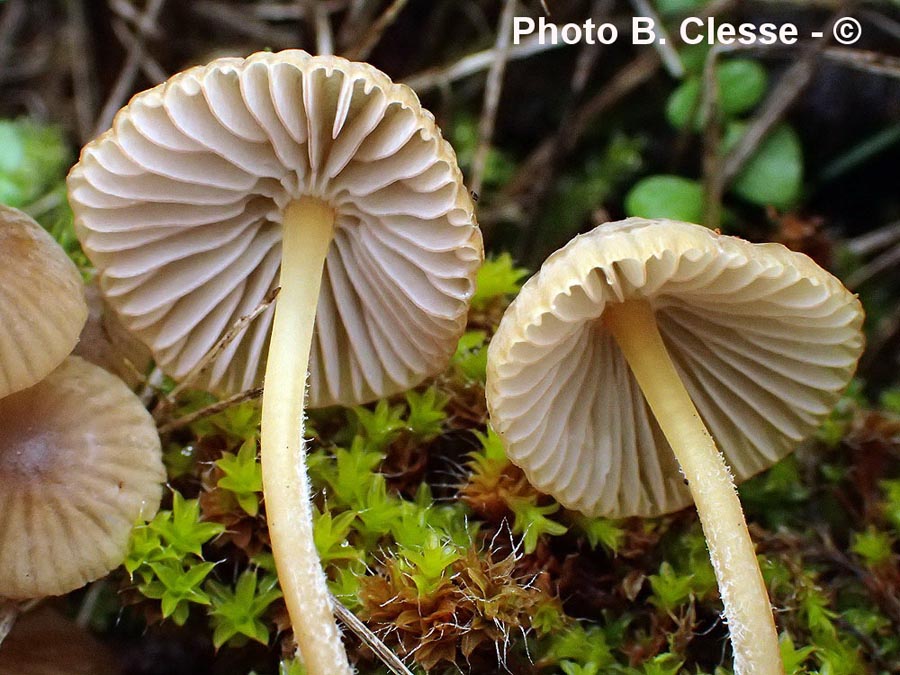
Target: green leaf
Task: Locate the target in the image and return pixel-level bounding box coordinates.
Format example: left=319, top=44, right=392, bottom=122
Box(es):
left=399, top=532, right=461, bottom=596
left=353, top=399, right=405, bottom=451
left=150, top=491, right=225, bottom=558
left=850, top=527, right=894, bottom=567
left=882, top=479, right=900, bottom=533
left=666, top=60, right=767, bottom=131
left=207, top=570, right=283, bottom=649
left=655, top=0, right=709, bottom=16
left=507, top=497, right=567, bottom=554
left=0, top=119, right=69, bottom=208
left=779, top=632, right=816, bottom=674
left=125, top=524, right=172, bottom=576
left=452, top=330, right=488, bottom=383
left=624, top=175, right=705, bottom=223
left=568, top=512, right=624, bottom=554
left=471, top=253, right=528, bottom=310
left=879, top=388, right=900, bottom=414
left=313, top=507, right=361, bottom=566
left=727, top=123, right=803, bottom=209
left=405, top=387, right=447, bottom=440
left=217, top=439, right=263, bottom=516
left=140, top=560, right=216, bottom=625
left=649, top=562, right=695, bottom=613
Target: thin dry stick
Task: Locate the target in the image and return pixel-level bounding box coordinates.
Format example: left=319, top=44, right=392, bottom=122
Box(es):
left=331, top=598, right=414, bottom=675
left=305, top=0, right=334, bottom=55
left=846, top=219, right=900, bottom=256
left=514, top=0, right=611, bottom=252
left=629, top=0, right=684, bottom=78
left=192, top=0, right=298, bottom=46
left=255, top=1, right=348, bottom=20
left=336, top=0, right=378, bottom=52
left=158, top=387, right=264, bottom=435
left=470, top=0, right=517, bottom=197
left=700, top=44, right=725, bottom=227
left=111, top=18, right=167, bottom=84
left=499, top=0, right=736, bottom=225
left=94, top=0, right=166, bottom=137
left=0, top=0, right=26, bottom=70
left=701, top=36, right=825, bottom=226
left=707, top=9, right=858, bottom=213
left=402, top=34, right=568, bottom=94
left=822, top=47, right=900, bottom=78
left=345, top=0, right=409, bottom=61
left=158, top=287, right=280, bottom=411
left=65, top=0, right=99, bottom=143
left=846, top=242, right=900, bottom=290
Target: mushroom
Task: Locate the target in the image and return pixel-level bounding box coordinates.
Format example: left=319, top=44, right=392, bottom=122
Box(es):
left=0, top=356, right=165, bottom=600
left=67, top=50, right=482, bottom=672
left=0, top=606, right=120, bottom=675
left=0, top=204, right=87, bottom=398
left=486, top=218, right=864, bottom=675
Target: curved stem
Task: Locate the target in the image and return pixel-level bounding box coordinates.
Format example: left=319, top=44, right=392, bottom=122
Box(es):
left=605, top=300, right=783, bottom=675
left=261, top=198, right=351, bottom=674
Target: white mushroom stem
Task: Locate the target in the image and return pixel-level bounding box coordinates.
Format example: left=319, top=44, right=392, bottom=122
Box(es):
left=604, top=300, right=782, bottom=675
left=260, top=198, right=351, bottom=674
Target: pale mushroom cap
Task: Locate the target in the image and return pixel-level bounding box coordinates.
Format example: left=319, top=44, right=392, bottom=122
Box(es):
left=0, top=356, right=165, bottom=600
left=0, top=204, right=88, bottom=399
left=68, top=49, right=482, bottom=407
left=486, top=218, right=864, bottom=518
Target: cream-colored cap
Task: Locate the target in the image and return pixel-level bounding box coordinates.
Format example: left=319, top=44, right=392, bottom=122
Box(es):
left=0, top=356, right=165, bottom=599
left=487, top=218, right=864, bottom=517
left=0, top=204, right=87, bottom=399
left=68, top=49, right=482, bottom=406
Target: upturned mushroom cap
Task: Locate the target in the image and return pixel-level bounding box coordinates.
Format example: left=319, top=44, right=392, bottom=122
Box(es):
left=68, top=49, right=482, bottom=406
left=486, top=218, right=864, bottom=518
left=0, top=356, right=165, bottom=600
left=0, top=204, right=87, bottom=399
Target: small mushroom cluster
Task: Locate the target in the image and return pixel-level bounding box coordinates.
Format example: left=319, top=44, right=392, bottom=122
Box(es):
left=0, top=204, right=164, bottom=603
left=41, top=47, right=862, bottom=675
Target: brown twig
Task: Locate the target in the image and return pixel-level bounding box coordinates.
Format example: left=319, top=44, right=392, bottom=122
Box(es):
left=94, top=0, right=166, bottom=137
left=305, top=0, right=334, bottom=55
left=470, top=0, right=517, bottom=197
left=65, top=0, right=99, bottom=143
left=498, top=0, right=736, bottom=240
left=158, top=387, right=264, bottom=435
left=845, top=242, right=900, bottom=290
left=337, top=0, right=379, bottom=53
left=846, top=219, right=900, bottom=257
left=822, top=47, right=900, bottom=79
left=629, top=0, right=684, bottom=78
left=513, top=0, right=611, bottom=255
left=157, top=287, right=279, bottom=413
left=344, top=0, right=409, bottom=61
left=255, top=1, right=348, bottom=20
left=192, top=0, right=298, bottom=46
left=111, top=18, right=167, bottom=84
left=402, top=34, right=568, bottom=94
left=0, top=0, right=26, bottom=70
left=703, top=9, right=855, bottom=224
